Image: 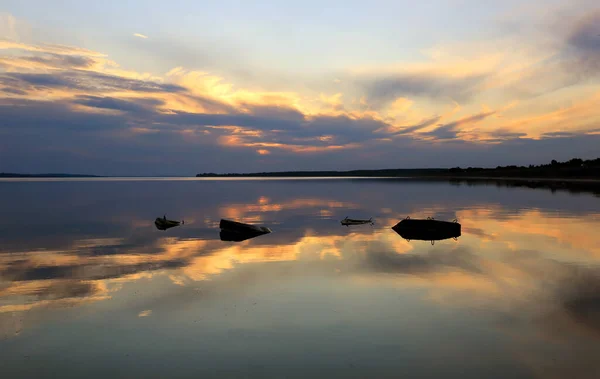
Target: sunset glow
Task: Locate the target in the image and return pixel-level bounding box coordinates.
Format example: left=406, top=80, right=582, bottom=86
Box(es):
left=1, top=1, right=599, bottom=175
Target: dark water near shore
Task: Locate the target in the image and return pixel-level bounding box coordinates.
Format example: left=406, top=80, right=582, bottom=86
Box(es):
left=1, top=178, right=600, bottom=378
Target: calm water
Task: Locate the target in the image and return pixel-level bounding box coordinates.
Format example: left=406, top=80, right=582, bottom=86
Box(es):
left=1, top=178, right=600, bottom=378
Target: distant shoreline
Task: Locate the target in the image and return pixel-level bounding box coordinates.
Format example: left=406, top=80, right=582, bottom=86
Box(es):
left=0, top=173, right=102, bottom=178
left=408, top=176, right=600, bottom=183
left=2, top=175, right=599, bottom=182
left=3, top=157, right=599, bottom=181
left=1, top=175, right=599, bottom=195
left=194, top=173, right=600, bottom=182
left=196, top=158, right=600, bottom=181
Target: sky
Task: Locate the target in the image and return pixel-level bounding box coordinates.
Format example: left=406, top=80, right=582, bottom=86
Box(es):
left=1, top=0, right=599, bottom=175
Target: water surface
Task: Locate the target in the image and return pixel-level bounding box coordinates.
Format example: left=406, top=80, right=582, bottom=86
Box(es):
left=1, top=178, right=599, bottom=378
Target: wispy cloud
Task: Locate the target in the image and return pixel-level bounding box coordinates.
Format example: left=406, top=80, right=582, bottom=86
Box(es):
left=359, top=71, right=488, bottom=105
left=133, top=33, right=148, bottom=39
left=0, top=39, right=106, bottom=57
left=425, top=111, right=497, bottom=141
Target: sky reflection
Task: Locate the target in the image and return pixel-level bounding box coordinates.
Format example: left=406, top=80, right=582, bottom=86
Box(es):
left=1, top=179, right=599, bottom=378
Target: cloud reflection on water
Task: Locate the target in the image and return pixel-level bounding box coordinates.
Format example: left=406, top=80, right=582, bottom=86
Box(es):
left=1, top=180, right=600, bottom=376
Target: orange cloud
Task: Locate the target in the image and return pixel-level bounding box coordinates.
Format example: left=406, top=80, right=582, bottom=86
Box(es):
left=218, top=134, right=361, bottom=154
left=2, top=29, right=600, bottom=154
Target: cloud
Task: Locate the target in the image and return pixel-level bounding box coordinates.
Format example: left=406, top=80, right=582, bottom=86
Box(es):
left=0, top=12, right=30, bottom=41
left=3, top=95, right=600, bottom=175
left=1, top=87, right=26, bottom=95
left=73, top=95, right=164, bottom=114
left=133, top=33, right=148, bottom=39
left=504, top=10, right=600, bottom=98
left=0, top=54, right=96, bottom=71
left=541, top=131, right=578, bottom=138
left=482, top=129, right=528, bottom=142
left=160, top=107, right=389, bottom=148
left=3, top=71, right=186, bottom=94
left=0, top=98, right=134, bottom=132
left=359, top=71, right=489, bottom=105
left=0, top=39, right=106, bottom=57
left=565, top=10, right=600, bottom=75
left=392, top=116, right=441, bottom=136
left=1, top=31, right=600, bottom=174
left=425, top=111, right=496, bottom=140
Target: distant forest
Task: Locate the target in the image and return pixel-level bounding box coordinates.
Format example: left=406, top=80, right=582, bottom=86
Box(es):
left=197, top=158, right=600, bottom=179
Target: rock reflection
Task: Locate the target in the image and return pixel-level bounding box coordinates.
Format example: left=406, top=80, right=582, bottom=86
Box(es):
left=219, top=219, right=272, bottom=242
left=392, top=217, right=461, bottom=244
left=154, top=215, right=184, bottom=231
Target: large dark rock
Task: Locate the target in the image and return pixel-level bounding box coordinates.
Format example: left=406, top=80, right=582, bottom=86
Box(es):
left=392, top=218, right=461, bottom=242
left=219, top=219, right=272, bottom=242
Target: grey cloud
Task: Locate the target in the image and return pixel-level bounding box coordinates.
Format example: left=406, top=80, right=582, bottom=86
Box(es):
left=165, top=108, right=389, bottom=145
left=183, top=93, right=239, bottom=114
left=8, top=73, right=67, bottom=87
left=490, top=131, right=527, bottom=139
left=486, top=130, right=528, bottom=141
left=360, top=72, right=488, bottom=105
left=426, top=125, right=461, bottom=140
left=245, top=104, right=306, bottom=122
left=0, top=76, right=34, bottom=95
left=163, top=110, right=302, bottom=132
left=298, top=114, right=388, bottom=144
left=393, top=116, right=441, bottom=136
left=73, top=95, right=164, bottom=114
left=565, top=10, right=600, bottom=75
left=0, top=98, right=129, bottom=131
left=1, top=87, right=26, bottom=95
left=514, top=10, right=600, bottom=97
left=0, top=53, right=97, bottom=71
left=3, top=70, right=186, bottom=93
left=425, top=112, right=496, bottom=140
left=541, top=131, right=579, bottom=138
left=26, top=53, right=96, bottom=69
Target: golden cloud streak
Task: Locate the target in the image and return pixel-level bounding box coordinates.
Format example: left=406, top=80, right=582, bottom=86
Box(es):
left=0, top=40, right=106, bottom=57
left=218, top=135, right=360, bottom=153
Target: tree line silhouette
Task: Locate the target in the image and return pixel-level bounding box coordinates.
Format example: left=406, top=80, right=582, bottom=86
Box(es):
left=197, top=158, right=600, bottom=179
